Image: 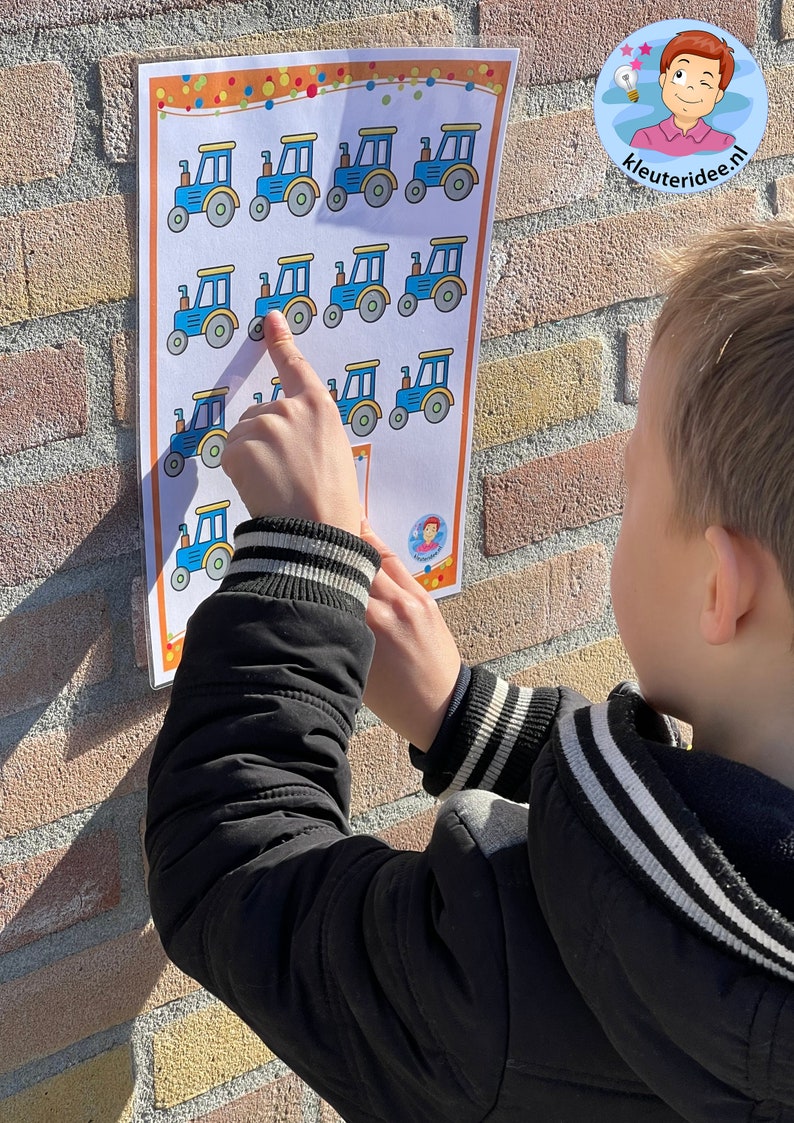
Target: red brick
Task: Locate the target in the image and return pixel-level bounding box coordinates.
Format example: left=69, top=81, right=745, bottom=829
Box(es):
left=377, top=806, right=437, bottom=852
left=0, top=63, right=75, bottom=186
left=190, top=1073, right=304, bottom=1122
left=440, top=545, right=609, bottom=664
left=349, top=723, right=418, bottom=817
left=318, top=1099, right=345, bottom=1123
left=0, top=340, right=88, bottom=455
left=2, top=694, right=167, bottom=836
left=0, top=463, right=138, bottom=585
left=0, top=592, right=112, bottom=721
left=625, top=320, right=657, bottom=404
left=0, top=922, right=198, bottom=1074
left=480, top=0, right=756, bottom=86
left=483, top=190, right=756, bottom=337
left=483, top=432, right=629, bottom=556
left=496, top=112, right=607, bottom=219
left=0, top=831, right=120, bottom=954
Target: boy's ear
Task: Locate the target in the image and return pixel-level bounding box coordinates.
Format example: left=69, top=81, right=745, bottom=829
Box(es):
left=700, top=526, right=755, bottom=646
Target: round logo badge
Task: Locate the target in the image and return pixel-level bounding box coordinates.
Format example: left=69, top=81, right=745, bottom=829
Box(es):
left=408, top=513, right=447, bottom=564
left=594, top=20, right=767, bottom=194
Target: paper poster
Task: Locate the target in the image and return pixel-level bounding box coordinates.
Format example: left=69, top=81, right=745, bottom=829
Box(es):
left=137, top=47, right=517, bottom=687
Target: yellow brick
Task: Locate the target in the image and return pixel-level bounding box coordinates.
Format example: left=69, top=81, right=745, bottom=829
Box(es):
left=153, top=1001, right=275, bottom=1109
left=0, top=1047, right=133, bottom=1123
left=774, top=174, right=794, bottom=217
left=0, top=214, right=27, bottom=326
left=512, top=636, right=635, bottom=701
left=22, top=195, right=134, bottom=322
left=473, top=339, right=602, bottom=451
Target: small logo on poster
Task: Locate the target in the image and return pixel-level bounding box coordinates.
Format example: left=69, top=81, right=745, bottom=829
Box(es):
left=594, top=20, right=767, bottom=194
left=408, top=513, right=448, bottom=563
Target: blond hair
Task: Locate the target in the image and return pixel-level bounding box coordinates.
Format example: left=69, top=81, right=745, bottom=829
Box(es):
left=653, top=221, right=794, bottom=600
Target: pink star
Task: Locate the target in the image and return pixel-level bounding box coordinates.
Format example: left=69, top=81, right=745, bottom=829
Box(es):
left=631, top=57, right=643, bottom=70
left=639, top=42, right=652, bottom=55
left=621, top=43, right=633, bottom=56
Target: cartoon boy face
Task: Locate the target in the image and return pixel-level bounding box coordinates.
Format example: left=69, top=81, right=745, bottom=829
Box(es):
left=660, top=54, right=724, bottom=124
left=423, top=518, right=440, bottom=544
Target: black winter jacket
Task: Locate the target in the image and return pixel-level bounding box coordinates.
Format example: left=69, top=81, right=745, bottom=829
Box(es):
left=146, top=518, right=794, bottom=1122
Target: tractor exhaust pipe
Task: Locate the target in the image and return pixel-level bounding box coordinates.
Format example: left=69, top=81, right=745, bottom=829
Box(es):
left=420, top=138, right=431, bottom=161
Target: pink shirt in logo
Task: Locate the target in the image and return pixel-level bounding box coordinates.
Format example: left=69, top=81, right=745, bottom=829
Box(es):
left=630, top=113, right=735, bottom=155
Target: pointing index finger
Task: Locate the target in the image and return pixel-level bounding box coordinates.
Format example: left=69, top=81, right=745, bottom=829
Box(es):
left=264, top=311, right=323, bottom=398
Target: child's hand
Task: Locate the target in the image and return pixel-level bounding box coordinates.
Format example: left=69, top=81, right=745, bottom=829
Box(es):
left=222, top=312, right=361, bottom=535
left=360, top=518, right=461, bottom=751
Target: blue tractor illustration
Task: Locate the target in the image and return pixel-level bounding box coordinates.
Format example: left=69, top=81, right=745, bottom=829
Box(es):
left=327, top=126, right=398, bottom=211
left=405, top=124, right=481, bottom=204
left=389, top=348, right=454, bottom=429
left=164, top=387, right=228, bottom=478
left=248, top=253, right=315, bottom=340
left=167, top=265, right=238, bottom=355
left=328, top=360, right=382, bottom=437
left=323, top=244, right=390, bottom=328
left=249, top=133, right=320, bottom=220
left=170, top=500, right=233, bottom=590
left=398, top=236, right=468, bottom=318
left=167, top=141, right=239, bottom=232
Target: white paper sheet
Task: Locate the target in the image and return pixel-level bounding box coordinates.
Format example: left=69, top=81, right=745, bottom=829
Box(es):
left=137, top=47, right=517, bottom=686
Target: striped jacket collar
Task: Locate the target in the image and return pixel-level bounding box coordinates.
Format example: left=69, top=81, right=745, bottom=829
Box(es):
left=555, top=685, right=794, bottom=984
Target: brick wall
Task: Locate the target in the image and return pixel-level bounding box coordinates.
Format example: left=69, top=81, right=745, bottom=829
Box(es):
left=0, top=1, right=790, bottom=1120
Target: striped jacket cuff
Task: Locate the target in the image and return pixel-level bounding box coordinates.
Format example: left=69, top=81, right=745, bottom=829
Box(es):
left=219, top=517, right=381, bottom=618
left=416, top=666, right=561, bottom=800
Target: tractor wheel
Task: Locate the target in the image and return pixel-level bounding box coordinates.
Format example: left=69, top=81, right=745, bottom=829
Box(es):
left=287, top=184, right=316, bottom=217
left=364, top=174, right=393, bottom=208
left=167, top=329, right=188, bottom=355
left=359, top=289, right=386, bottom=324
left=206, top=314, right=234, bottom=349
left=405, top=179, right=427, bottom=204
left=389, top=406, right=409, bottom=431
left=163, top=451, right=185, bottom=477
left=171, top=566, right=190, bottom=591
left=249, top=195, right=271, bottom=222
left=204, top=546, right=230, bottom=582
left=207, top=192, right=235, bottom=228
left=351, top=404, right=378, bottom=437
left=248, top=316, right=264, bottom=341
left=286, top=300, right=313, bottom=335
left=323, top=304, right=343, bottom=329
left=397, top=292, right=418, bottom=318
left=167, top=206, right=189, bottom=233
left=327, top=186, right=347, bottom=212
left=423, top=391, right=450, bottom=424
left=200, top=435, right=226, bottom=469
left=444, top=167, right=475, bottom=202
left=434, top=280, right=463, bottom=313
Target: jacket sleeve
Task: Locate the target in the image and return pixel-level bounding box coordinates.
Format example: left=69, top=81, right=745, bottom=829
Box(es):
left=410, top=666, right=588, bottom=803
left=145, top=517, right=509, bottom=1123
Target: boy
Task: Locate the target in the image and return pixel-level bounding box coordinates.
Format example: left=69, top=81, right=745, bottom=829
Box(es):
left=630, top=30, right=735, bottom=155
left=146, top=222, right=794, bottom=1122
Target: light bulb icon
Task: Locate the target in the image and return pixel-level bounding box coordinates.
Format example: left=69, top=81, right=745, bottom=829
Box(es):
left=614, top=63, right=639, bottom=102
